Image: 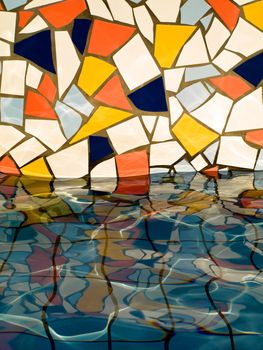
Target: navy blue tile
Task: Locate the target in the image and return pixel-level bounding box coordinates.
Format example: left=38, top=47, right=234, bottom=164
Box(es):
left=72, top=19, right=92, bottom=54
left=128, top=77, right=168, bottom=112
left=14, top=30, right=56, bottom=73
left=233, top=51, right=263, bottom=87
left=89, top=136, right=114, bottom=165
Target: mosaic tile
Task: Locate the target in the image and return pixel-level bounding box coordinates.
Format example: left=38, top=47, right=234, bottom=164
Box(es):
left=1, top=97, right=24, bottom=126
left=113, top=34, right=160, bottom=90
left=55, top=31, right=80, bottom=98
left=106, top=117, right=149, bottom=154
left=19, top=15, right=48, bottom=34
left=0, top=0, right=262, bottom=177
left=128, top=76, right=167, bottom=112
left=133, top=5, right=154, bottom=43
left=226, top=88, right=263, bottom=132
left=180, top=0, right=211, bottom=25
left=172, top=114, right=219, bottom=156
left=146, top=0, right=180, bottom=23
left=217, top=136, right=258, bottom=169
left=106, top=0, right=134, bottom=25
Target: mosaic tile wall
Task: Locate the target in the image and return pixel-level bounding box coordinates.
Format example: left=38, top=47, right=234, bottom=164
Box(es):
left=0, top=0, right=262, bottom=179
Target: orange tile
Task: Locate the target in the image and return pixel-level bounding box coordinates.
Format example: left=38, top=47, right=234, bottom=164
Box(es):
left=0, top=156, right=20, bottom=176
left=116, top=150, right=149, bottom=178
left=38, top=73, right=57, bottom=104
left=87, top=20, right=136, bottom=57
left=18, top=11, right=34, bottom=28
left=25, top=90, right=57, bottom=120
left=202, top=166, right=219, bottom=177
left=207, top=0, right=240, bottom=31
left=209, top=74, right=252, bottom=100
left=39, top=0, right=87, bottom=29
left=0, top=2, right=4, bottom=10
left=94, top=75, right=132, bottom=111
left=115, top=176, right=150, bottom=195
left=245, top=130, right=263, bottom=147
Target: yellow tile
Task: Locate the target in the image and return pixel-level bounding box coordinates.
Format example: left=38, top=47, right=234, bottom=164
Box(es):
left=70, top=106, right=133, bottom=144
left=78, top=56, right=116, bottom=96
left=243, top=0, right=263, bottom=30
left=21, top=157, right=52, bottom=179
left=154, top=24, right=197, bottom=68
left=172, top=113, right=219, bottom=156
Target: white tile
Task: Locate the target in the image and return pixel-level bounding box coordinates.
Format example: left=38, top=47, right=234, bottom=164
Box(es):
left=204, top=141, right=219, bottom=164
left=86, top=0, right=113, bottom=21
left=25, top=0, right=63, bottom=9
left=47, top=140, right=89, bottom=178
left=107, top=117, right=149, bottom=154
left=0, top=12, right=16, bottom=42
left=174, top=159, right=195, bottom=173
left=192, top=93, right=233, bottom=134
left=0, top=126, right=25, bottom=157
left=142, top=115, right=157, bottom=134
left=213, top=49, right=242, bottom=72
left=169, top=96, right=183, bottom=125
left=191, top=154, right=208, bottom=171
left=106, top=0, right=134, bottom=25
left=176, top=29, right=210, bottom=66
left=25, top=119, right=67, bottom=151
left=233, top=0, right=258, bottom=5
left=152, top=116, right=173, bottom=142
left=150, top=141, right=185, bottom=166
left=225, top=18, right=263, bottom=57
left=217, top=136, right=258, bottom=169
left=146, top=0, right=180, bottom=22
left=55, top=31, right=80, bottom=98
left=164, top=68, right=185, bottom=93
left=26, top=64, right=43, bottom=89
left=205, top=17, right=230, bottom=59
left=226, top=88, right=263, bottom=132
left=10, top=137, right=47, bottom=167
left=0, top=40, right=11, bottom=57
left=113, top=34, right=160, bottom=90
left=19, top=15, right=48, bottom=34
left=1, top=60, right=27, bottom=96
left=134, top=5, right=154, bottom=43
left=91, top=158, right=117, bottom=178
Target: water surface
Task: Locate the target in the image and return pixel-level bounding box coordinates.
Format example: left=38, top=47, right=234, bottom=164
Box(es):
left=1, top=172, right=263, bottom=350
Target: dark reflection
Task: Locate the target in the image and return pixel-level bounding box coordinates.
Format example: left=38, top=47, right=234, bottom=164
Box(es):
left=1, top=172, right=263, bottom=349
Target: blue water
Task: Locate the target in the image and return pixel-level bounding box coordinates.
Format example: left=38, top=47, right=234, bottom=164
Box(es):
left=1, top=172, right=263, bottom=350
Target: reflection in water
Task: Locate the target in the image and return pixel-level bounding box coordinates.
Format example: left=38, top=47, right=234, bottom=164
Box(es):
left=1, top=172, right=263, bottom=349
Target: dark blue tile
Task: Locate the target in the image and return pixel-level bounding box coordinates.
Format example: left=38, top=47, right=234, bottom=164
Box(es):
left=72, top=19, right=92, bottom=54
left=233, top=51, right=263, bottom=87
left=89, top=136, right=114, bottom=165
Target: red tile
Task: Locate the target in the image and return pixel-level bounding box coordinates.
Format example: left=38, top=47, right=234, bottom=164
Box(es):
left=207, top=0, right=240, bottom=31
left=209, top=74, right=252, bottom=100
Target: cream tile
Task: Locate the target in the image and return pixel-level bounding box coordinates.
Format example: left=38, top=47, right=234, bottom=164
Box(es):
left=19, top=15, right=48, bottom=34
left=225, top=18, right=263, bottom=57
left=164, top=68, right=185, bottom=93
left=226, top=88, right=263, bottom=132
left=152, top=116, right=173, bottom=142
left=10, top=137, right=47, bottom=167
left=106, top=0, right=134, bottom=25
left=192, top=93, right=233, bottom=134
left=25, top=119, right=67, bottom=151
left=0, top=11, right=16, bottom=42
left=146, top=0, right=180, bottom=22
left=169, top=96, right=184, bottom=125
left=205, top=17, right=230, bottom=59
left=26, top=64, right=43, bottom=89
left=55, top=31, right=80, bottom=98
left=191, top=154, right=208, bottom=171
left=134, top=5, right=154, bottom=43
left=86, top=0, right=113, bottom=21
left=176, top=29, right=209, bottom=66
left=0, top=126, right=25, bottom=157
left=47, top=140, right=89, bottom=178
left=91, top=158, right=117, bottom=178
left=217, top=136, right=258, bottom=169
left=107, top=117, right=149, bottom=154
left=142, top=115, right=157, bottom=134
left=204, top=141, right=219, bottom=164
left=113, top=34, right=160, bottom=90
left=1, top=60, right=27, bottom=96
left=0, top=40, right=11, bottom=57
left=150, top=141, right=185, bottom=166
left=25, top=0, right=63, bottom=9
left=213, top=49, right=242, bottom=72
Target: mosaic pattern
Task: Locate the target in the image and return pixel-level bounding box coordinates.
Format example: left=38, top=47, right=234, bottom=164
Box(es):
left=0, top=0, right=262, bottom=178
left=1, top=172, right=263, bottom=349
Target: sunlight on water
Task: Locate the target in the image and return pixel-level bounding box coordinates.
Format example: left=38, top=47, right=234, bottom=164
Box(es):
left=1, top=172, right=263, bottom=350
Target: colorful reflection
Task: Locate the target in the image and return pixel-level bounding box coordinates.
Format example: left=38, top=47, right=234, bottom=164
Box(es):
left=1, top=172, right=263, bottom=349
